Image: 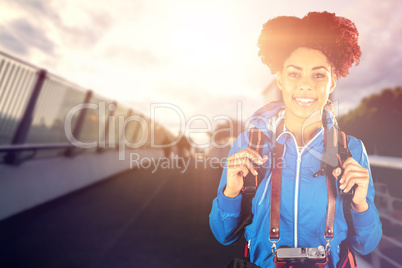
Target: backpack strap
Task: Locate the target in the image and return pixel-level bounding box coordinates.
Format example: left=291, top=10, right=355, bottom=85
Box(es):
left=327, top=126, right=357, bottom=236
left=313, top=110, right=357, bottom=237
left=314, top=108, right=358, bottom=267
left=269, top=120, right=336, bottom=252
left=232, top=127, right=268, bottom=238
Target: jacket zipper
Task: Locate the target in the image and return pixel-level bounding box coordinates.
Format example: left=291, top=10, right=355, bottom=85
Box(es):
left=286, top=127, right=324, bottom=248
left=294, top=150, right=302, bottom=248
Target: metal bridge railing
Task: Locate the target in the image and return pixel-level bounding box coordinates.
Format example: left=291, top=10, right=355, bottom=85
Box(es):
left=369, top=155, right=402, bottom=268
left=0, top=50, right=175, bottom=165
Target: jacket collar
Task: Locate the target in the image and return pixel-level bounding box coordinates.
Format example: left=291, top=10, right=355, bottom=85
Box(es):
left=250, top=101, right=337, bottom=142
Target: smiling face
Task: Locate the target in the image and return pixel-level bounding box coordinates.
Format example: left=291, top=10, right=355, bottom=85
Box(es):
left=277, top=47, right=337, bottom=123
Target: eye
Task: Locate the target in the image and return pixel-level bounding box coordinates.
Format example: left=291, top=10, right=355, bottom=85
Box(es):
left=288, top=72, right=301, bottom=78
left=314, top=73, right=326, bottom=78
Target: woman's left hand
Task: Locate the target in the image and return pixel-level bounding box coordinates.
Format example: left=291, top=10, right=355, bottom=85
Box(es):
left=332, top=157, right=369, bottom=212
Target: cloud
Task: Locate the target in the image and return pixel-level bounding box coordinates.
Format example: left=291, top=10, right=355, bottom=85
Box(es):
left=0, top=0, right=60, bottom=57
left=56, top=9, right=114, bottom=50
left=331, top=0, right=402, bottom=115
left=13, top=0, right=57, bottom=18
left=4, top=19, right=56, bottom=55
left=0, top=26, right=29, bottom=56
left=0, top=0, right=114, bottom=58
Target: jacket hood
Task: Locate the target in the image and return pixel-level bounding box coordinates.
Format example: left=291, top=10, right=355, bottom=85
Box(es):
left=250, top=101, right=337, bottom=141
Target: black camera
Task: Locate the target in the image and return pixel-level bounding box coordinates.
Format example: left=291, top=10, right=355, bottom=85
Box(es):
left=274, top=245, right=327, bottom=268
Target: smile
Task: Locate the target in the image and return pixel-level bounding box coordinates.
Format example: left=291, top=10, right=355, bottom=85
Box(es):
left=293, top=97, right=317, bottom=107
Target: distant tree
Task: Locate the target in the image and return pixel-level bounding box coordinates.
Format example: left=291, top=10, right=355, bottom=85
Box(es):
left=338, top=86, right=402, bottom=157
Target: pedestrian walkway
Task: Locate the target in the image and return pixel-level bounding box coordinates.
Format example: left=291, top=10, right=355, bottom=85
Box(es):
left=0, top=158, right=381, bottom=268
left=0, top=159, right=242, bottom=268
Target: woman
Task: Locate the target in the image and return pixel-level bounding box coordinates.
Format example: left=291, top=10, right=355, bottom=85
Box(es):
left=209, top=11, right=382, bottom=268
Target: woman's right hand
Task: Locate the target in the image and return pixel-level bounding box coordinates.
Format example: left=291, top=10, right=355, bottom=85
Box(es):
left=224, top=148, right=268, bottom=198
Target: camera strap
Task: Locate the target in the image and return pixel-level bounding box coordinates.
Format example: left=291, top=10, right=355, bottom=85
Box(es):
left=269, top=120, right=284, bottom=241
left=323, top=125, right=336, bottom=242
left=269, top=118, right=338, bottom=252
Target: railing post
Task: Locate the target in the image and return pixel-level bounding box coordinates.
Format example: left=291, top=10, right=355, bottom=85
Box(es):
left=131, top=114, right=144, bottom=148
left=4, top=69, right=47, bottom=164
left=97, top=101, right=116, bottom=153
left=116, top=109, right=133, bottom=151
left=64, top=90, right=93, bottom=157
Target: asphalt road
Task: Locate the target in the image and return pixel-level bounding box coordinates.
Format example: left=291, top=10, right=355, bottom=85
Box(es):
left=0, top=158, right=243, bottom=268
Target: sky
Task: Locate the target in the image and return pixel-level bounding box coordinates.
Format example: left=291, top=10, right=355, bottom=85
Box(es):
left=0, top=0, right=401, bottom=146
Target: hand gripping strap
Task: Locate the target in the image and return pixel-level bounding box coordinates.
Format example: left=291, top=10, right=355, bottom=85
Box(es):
left=334, top=127, right=357, bottom=237
left=232, top=127, right=267, bottom=238
left=323, top=124, right=356, bottom=238
left=244, top=127, right=265, bottom=188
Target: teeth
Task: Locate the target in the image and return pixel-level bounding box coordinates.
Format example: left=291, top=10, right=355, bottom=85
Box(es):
left=295, top=98, right=315, bottom=103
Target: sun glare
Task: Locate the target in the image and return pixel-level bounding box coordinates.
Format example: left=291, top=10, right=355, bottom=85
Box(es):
left=172, top=10, right=231, bottom=68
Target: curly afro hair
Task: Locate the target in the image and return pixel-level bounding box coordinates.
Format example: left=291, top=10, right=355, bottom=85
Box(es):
left=257, top=11, right=361, bottom=78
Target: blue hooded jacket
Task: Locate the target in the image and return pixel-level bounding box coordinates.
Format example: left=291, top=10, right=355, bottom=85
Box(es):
left=209, top=102, right=382, bottom=268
